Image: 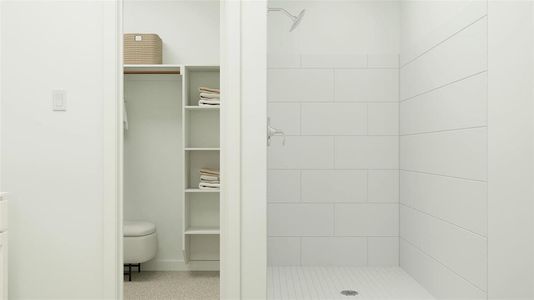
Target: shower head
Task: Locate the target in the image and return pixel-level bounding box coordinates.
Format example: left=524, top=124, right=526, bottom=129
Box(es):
left=268, top=7, right=306, bottom=32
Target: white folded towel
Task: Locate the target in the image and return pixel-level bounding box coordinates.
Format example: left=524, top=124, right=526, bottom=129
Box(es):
left=200, top=174, right=219, bottom=182
left=199, top=99, right=221, bottom=106
left=200, top=92, right=220, bottom=99
left=199, top=182, right=220, bottom=189
left=199, top=87, right=220, bottom=94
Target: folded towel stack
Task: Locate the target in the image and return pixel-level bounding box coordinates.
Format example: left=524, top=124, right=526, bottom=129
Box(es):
left=199, top=168, right=220, bottom=190
left=198, top=87, right=220, bottom=107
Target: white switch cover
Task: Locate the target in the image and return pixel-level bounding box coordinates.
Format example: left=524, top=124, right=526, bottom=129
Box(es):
left=52, top=89, right=66, bottom=111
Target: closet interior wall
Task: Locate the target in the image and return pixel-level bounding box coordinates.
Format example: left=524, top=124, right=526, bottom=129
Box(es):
left=123, top=0, right=220, bottom=271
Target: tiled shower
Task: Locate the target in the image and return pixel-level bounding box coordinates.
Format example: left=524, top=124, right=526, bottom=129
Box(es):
left=267, top=0, right=492, bottom=299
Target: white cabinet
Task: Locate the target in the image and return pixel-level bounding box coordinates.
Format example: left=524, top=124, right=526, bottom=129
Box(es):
left=0, top=195, right=7, bottom=299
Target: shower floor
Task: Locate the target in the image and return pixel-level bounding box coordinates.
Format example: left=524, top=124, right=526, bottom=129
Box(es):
left=268, top=266, right=434, bottom=300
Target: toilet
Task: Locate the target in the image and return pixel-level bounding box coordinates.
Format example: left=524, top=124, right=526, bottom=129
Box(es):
left=123, top=221, right=157, bottom=281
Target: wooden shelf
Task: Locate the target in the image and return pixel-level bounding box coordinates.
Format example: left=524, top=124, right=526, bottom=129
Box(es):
left=185, top=189, right=220, bottom=193
left=184, top=147, right=220, bottom=151
left=184, top=227, right=220, bottom=235
left=124, top=64, right=181, bottom=75
left=185, top=106, right=220, bottom=110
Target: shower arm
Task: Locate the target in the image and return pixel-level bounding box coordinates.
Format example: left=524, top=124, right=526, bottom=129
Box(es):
left=268, top=7, right=297, bottom=21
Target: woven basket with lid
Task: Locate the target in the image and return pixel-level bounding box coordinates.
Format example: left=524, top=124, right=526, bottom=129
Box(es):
left=124, top=34, right=162, bottom=64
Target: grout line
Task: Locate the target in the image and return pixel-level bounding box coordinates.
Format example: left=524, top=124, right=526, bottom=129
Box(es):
left=399, top=169, right=487, bottom=183
left=400, top=15, right=488, bottom=69
left=268, top=101, right=400, bottom=104
left=283, top=134, right=398, bottom=137
left=400, top=70, right=487, bottom=103
left=268, top=168, right=399, bottom=171
left=400, top=203, right=487, bottom=239
left=268, top=66, right=399, bottom=70
left=269, top=235, right=399, bottom=238
left=400, top=125, right=487, bottom=137
left=400, top=238, right=488, bottom=293
left=269, top=202, right=399, bottom=205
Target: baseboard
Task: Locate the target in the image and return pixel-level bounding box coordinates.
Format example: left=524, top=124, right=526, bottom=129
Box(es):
left=142, top=259, right=220, bottom=271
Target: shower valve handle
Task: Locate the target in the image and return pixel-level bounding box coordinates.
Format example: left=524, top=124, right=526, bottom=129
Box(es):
left=267, top=118, right=286, bottom=146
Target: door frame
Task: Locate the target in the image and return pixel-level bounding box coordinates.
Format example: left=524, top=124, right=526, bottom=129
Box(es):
left=106, top=1, right=268, bottom=298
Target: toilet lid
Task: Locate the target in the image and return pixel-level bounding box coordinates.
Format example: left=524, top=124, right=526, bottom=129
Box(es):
left=124, top=221, right=156, bottom=237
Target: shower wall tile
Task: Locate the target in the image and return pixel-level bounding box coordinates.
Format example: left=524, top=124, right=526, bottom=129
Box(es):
left=301, top=237, right=367, bottom=266
left=268, top=69, right=334, bottom=102
left=400, top=17, right=487, bottom=100
left=268, top=103, right=301, bottom=135
left=300, top=54, right=367, bottom=69
left=301, top=170, right=367, bottom=203
left=268, top=52, right=400, bottom=267
left=301, top=103, right=367, bottom=135
left=400, top=128, right=487, bottom=180
left=401, top=205, right=488, bottom=290
left=335, top=136, right=399, bottom=169
left=268, top=136, right=334, bottom=169
left=400, top=170, right=487, bottom=236
left=400, top=240, right=487, bottom=299
left=268, top=203, right=334, bottom=236
left=368, top=103, right=399, bottom=135
left=268, top=237, right=301, bottom=265
left=334, top=69, right=399, bottom=102
left=368, top=237, right=399, bottom=266
left=368, top=170, right=399, bottom=203
left=400, top=72, right=487, bottom=135
left=268, top=53, right=301, bottom=68
left=268, top=170, right=301, bottom=203
left=367, top=54, right=400, bottom=68
left=335, top=204, right=399, bottom=236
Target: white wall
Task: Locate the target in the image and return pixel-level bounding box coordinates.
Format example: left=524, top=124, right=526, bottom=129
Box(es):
left=399, top=1, right=488, bottom=298
left=124, top=0, right=219, bottom=65
left=400, top=1, right=534, bottom=299
left=123, top=76, right=183, bottom=270
left=487, top=1, right=534, bottom=298
left=1, top=1, right=118, bottom=298
left=267, top=1, right=400, bottom=267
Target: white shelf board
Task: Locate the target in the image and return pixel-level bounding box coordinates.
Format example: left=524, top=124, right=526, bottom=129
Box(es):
left=184, top=147, right=220, bottom=151
left=184, top=227, right=220, bottom=235
left=185, top=188, right=220, bottom=193
left=185, top=106, right=220, bottom=110
left=124, top=64, right=182, bottom=74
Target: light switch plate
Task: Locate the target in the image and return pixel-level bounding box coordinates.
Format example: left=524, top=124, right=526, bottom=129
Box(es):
left=52, top=89, right=66, bottom=111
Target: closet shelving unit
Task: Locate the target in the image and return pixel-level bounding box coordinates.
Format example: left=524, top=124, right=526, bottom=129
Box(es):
left=124, top=63, right=220, bottom=266
left=181, top=65, right=220, bottom=264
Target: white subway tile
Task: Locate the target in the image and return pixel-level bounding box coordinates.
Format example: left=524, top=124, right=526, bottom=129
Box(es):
left=268, top=136, right=334, bottom=169
left=301, top=54, right=367, bottom=68
left=335, top=204, right=399, bottom=236
left=335, top=136, right=399, bottom=169
left=368, top=103, right=399, bottom=135
left=268, top=53, right=301, bottom=68
left=400, top=240, right=487, bottom=299
left=268, top=103, right=301, bottom=135
left=335, top=69, right=399, bottom=102
left=400, top=128, right=487, bottom=180
left=301, top=170, right=367, bottom=203
left=400, top=18, right=487, bottom=100
left=268, top=237, right=301, bottom=266
left=400, top=72, right=487, bottom=135
left=368, top=54, right=399, bottom=68
left=268, top=203, right=334, bottom=236
left=368, top=170, right=399, bottom=203
left=368, top=237, right=399, bottom=266
left=401, top=206, right=487, bottom=290
left=301, top=103, right=366, bottom=135
left=268, top=69, right=334, bottom=102
left=301, top=237, right=367, bottom=266
left=400, top=170, right=487, bottom=236
left=268, top=170, right=300, bottom=203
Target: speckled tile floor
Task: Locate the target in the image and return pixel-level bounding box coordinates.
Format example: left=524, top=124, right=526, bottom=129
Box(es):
left=124, top=271, right=219, bottom=300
